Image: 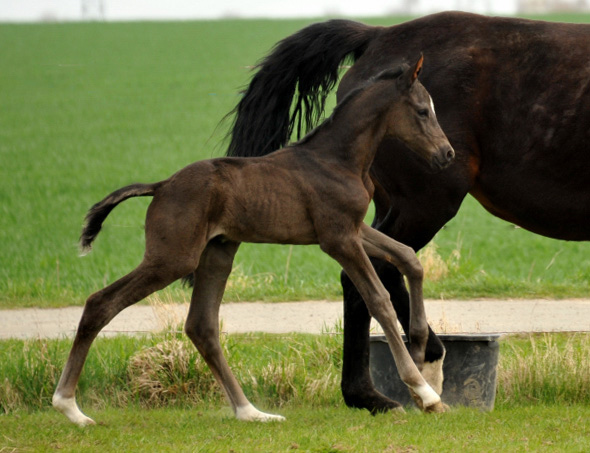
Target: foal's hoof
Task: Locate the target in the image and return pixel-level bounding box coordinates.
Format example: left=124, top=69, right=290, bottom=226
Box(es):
left=424, top=401, right=448, bottom=413
left=235, top=403, right=286, bottom=422
left=408, top=386, right=447, bottom=414
left=53, top=394, right=96, bottom=427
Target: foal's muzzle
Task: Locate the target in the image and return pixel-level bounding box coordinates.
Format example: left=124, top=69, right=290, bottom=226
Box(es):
left=432, top=146, right=455, bottom=170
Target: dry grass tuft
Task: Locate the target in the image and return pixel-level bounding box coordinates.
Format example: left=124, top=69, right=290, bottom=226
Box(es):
left=304, top=371, right=339, bottom=404
left=147, top=292, right=189, bottom=332
left=251, top=361, right=299, bottom=406
left=0, top=378, right=23, bottom=413
left=225, top=265, right=276, bottom=298
left=419, top=241, right=462, bottom=283
left=127, top=338, right=221, bottom=407
left=497, top=333, right=590, bottom=405
left=419, top=242, right=449, bottom=282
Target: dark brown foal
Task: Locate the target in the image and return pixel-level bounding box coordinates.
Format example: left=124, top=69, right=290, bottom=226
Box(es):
left=53, top=56, right=454, bottom=425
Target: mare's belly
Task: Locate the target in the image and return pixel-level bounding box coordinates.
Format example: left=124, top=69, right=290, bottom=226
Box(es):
left=471, top=167, right=590, bottom=241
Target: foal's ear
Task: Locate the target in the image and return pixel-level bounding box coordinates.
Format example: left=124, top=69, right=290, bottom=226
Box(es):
left=399, top=54, right=424, bottom=90
left=412, top=54, right=424, bottom=81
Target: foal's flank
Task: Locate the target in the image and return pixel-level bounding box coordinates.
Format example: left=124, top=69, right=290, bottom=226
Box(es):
left=53, top=56, right=454, bottom=426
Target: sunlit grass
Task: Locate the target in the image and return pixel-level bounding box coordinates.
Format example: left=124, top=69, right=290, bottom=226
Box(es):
left=2, top=405, right=590, bottom=452
left=3, top=16, right=590, bottom=308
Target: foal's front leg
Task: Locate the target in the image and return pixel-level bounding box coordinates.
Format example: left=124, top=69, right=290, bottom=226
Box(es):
left=321, top=235, right=444, bottom=413
left=359, top=224, right=444, bottom=397
left=359, top=225, right=430, bottom=366
left=184, top=239, right=285, bottom=422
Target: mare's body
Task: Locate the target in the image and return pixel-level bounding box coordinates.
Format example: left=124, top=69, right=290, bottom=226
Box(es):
left=225, top=11, right=590, bottom=412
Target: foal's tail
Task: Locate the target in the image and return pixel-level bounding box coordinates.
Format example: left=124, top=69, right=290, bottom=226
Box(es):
left=227, top=19, right=380, bottom=158
left=80, top=182, right=161, bottom=254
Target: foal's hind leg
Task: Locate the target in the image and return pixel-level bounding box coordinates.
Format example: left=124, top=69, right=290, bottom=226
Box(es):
left=184, top=239, right=285, bottom=422
left=53, top=258, right=195, bottom=426
left=320, top=235, right=444, bottom=413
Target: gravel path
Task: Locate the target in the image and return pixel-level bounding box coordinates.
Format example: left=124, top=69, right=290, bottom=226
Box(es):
left=2, top=299, right=590, bottom=339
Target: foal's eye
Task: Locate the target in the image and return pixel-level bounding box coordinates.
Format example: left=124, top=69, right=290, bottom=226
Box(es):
left=417, top=108, right=429, bottom=118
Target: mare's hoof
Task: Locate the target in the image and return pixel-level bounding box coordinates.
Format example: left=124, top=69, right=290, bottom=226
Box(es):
left=344, top=388, right=404, bottom=415
left=369, top=400, right=404, bottom=415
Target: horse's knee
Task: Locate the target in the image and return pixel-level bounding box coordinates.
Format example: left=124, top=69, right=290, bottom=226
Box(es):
left=403, top=255, right=424, bottom=282
left=365, top=293, right=394, bottom=321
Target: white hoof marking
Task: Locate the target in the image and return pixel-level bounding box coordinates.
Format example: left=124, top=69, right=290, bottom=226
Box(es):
left=52, top=393, right=96, bottom=427
left=413, top=383, right=441, bottom=409
left=235, top=403, right=285, bottom=422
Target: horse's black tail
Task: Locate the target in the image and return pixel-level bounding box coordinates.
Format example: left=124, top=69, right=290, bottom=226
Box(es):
left=227, top=19, right=380, bottom=158
left=80, top=182, right=161, bottom=254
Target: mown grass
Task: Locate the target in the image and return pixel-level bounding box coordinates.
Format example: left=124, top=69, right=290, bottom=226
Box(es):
left=1, top=331, right=590, bottom=451
left=3, top=15, right=590, bottom=308
left=2, top=405, right=590, bottom=452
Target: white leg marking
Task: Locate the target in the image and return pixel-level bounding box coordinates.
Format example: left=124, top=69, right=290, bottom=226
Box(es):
left=412, top=383, right=441, bottom=409
left=235, top=403, right=286, bottom=422
left=421, top=348, right=446, bottom=396
left=52, top=393, right=96, bottom=427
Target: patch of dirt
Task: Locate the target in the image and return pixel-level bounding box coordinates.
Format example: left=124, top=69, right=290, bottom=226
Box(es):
left=1, top=299, right=589, bottom=340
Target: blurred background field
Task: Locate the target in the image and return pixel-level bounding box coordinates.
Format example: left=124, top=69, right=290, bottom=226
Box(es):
left=2, top=15, right=590, bottom=308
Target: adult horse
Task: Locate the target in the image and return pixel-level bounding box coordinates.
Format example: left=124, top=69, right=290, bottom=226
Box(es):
left=226, top=11, right=590, bottom=412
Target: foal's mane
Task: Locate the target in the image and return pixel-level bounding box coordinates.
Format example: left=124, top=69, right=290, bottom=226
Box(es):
left=290, top=65, right=407, bottom=147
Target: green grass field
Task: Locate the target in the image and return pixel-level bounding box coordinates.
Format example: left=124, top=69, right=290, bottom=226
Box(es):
left=2, top=14, right=590, bottom=308
left=2, top=331, right=590, bottom=451
left=3, top=405, right=589, bottom=451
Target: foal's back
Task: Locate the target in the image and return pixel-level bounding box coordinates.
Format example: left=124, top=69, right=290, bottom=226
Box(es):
left=159, top=145, right=371, bottom=246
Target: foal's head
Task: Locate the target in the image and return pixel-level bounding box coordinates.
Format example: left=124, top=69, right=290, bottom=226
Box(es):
left=379, top=56, right=455, bottom=170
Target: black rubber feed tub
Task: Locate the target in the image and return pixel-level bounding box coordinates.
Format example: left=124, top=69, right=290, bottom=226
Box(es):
left=369, top=334, right=500, bottom=410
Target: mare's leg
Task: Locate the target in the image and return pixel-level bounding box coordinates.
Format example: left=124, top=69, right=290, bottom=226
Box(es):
left=341, top=262, right=445, bottom=411
left=340, top=157, right=466, bottom=412
left=340, top=228, right=444, bottom=412
left=184, top=239, right=285, bottom=422
left=340, top=275, right=399, bottom=413
left=359, top=224, right=429, bottom=370
left=322, top=237, right=444, bottom=413
left=53, top=257, right=196, bottom=426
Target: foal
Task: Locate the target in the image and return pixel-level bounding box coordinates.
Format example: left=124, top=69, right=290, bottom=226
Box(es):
left=53, top=56, right=454, bottom=426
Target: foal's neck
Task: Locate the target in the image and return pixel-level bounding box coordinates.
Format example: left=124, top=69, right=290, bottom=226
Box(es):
left=315, top=95, right=395, bottom=174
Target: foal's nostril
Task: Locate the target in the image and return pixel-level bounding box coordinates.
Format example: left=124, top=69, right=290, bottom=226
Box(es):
left=432, top=146, right=455, bottom=171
